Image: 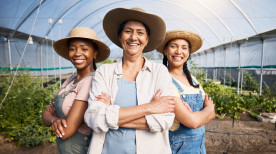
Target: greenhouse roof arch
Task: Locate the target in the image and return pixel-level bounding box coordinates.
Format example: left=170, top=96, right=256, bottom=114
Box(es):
left=1, top=0, right=276, bottom=53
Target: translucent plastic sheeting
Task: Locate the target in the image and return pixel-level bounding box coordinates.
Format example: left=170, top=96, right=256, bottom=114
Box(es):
left=0, top=38, right=74, bottom=75
left=263, top=37, right=276, bottom=68
left=240, top=38, right=262, bottom=68
left=225, top=44, right=240, bottom=68
left=1, top=0, right=276, bottom=75
left=1, top=0, right=276, bottom=52
left=192, top=31, right=276, bottom=69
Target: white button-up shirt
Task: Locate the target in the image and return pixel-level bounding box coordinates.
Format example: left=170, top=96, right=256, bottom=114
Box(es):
left=84, top=57, right=175, bottom=154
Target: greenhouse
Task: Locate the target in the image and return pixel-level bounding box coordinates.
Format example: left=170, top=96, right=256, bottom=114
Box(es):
left=0, top=0, right=276, bottom=153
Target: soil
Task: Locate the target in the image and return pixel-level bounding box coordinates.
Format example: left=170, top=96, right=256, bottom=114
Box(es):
left=0, top=113, right=275, bottom=154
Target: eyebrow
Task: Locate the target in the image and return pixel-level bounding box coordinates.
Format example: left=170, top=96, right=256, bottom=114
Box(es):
left=170, top=43, right=188, bottom=46
left=123, top=27, right=146, bottom=31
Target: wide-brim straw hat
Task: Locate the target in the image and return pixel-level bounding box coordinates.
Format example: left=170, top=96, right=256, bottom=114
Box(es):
left=157, top=30, right=202, bottom=54
left=103, top=7, right=166, bottom=52
left=54, top=27, right=110, bottom=63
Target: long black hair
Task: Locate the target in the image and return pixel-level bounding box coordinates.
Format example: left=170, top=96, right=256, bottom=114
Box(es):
left=162, top=40, right=199, bottom=88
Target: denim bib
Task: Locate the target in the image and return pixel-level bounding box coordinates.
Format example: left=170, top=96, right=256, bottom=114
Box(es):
left=54, top=72, right=94, bottom=154
left=169, top=78, right=206, bottom=154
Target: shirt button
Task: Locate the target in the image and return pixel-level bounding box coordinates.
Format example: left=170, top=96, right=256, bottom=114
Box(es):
left=84, top=136, right=88, bottom=140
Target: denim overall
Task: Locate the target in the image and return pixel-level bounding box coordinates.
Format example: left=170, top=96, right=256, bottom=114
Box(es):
left=54, top=73, right=93, bottom=154
left=169, top=78, right=206, bottom=154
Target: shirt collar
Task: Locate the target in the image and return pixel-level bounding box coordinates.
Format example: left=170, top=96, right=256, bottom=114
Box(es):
left=114, top=56, right=152, bottom=76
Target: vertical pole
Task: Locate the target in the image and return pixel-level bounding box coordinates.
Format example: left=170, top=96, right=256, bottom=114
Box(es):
left=49, top=18, right=56, bottom=81
left=223, top=46, right=226, bottom=86
left=40, top=44, right=43, bottom=87
left=213, top=49, right=216, bottom=82
left=45, top=36, right=48, bottom=83
left=259, top=38, right=264, bottom=95
left=241, top=70, right=244, bottom=94
left=205, top=51, right=208, bottom=82
left=58, top=19, right=62, bottom=88
left=237, top=43, right=241, bottom=94
left=7, top=37, right=12, bottom=71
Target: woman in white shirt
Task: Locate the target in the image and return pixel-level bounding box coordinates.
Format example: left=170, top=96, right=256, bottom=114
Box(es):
left=84, top=8, right=176, bottom=154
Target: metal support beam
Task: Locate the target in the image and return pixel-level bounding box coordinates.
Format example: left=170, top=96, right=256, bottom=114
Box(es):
left=7, top=37, right=12, bottom=71
left=40, top=44, right=43, bottom=87
left=259, top=38, right=265, bottom=95
left=241, top=70, right=244, bottom=94
left=237, top=43, right=241, bottom=94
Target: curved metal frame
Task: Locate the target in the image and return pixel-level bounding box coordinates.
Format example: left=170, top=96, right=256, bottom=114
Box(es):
left=45, top=0, right=82, bottom=36
left=195, top=0, right=237, bottom=40
left=229, top=0, right=259, bottom=34
left=10, top=0, right=47, bottom=37
left=159, top=0, right=223, bottom=43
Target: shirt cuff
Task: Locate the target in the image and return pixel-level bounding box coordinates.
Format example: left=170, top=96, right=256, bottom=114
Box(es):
left=105, top=105, right=120, bottom=130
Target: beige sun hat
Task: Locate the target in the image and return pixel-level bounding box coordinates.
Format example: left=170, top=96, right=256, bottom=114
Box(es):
left=103, top=7, right=166, bottom=52
left=157, top=30, right=202, bottom=54
left=53, top=27, right=110, bottom=63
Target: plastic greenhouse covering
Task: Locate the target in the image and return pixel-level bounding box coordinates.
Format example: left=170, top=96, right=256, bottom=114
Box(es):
left=0, top=0, right=276, bottom=94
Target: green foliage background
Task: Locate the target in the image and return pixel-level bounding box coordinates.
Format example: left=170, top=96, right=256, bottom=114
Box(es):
left=0, top=71, right=59, bottom=147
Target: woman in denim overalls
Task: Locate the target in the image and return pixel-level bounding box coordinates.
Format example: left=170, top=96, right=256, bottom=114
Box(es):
left=42, top=27, right=110, bottom=154
left=157, top=30, right=215, bottom=154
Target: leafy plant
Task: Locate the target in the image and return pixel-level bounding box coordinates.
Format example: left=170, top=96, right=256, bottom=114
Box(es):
left=0, top=70, right=59, bottom=147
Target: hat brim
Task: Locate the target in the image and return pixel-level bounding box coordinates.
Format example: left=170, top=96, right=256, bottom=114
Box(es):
left=53, top=37, right=110, bottom=63
left=157, top=30, right=202, bottom=54
left=103, top=8, right=166, bottom=52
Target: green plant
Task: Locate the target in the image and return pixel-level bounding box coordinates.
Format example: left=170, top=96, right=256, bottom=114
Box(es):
left=202, top=81, right=276, bottom=120
left=0, top=70, right=59, bottom=147
left=243, top=71, right=259, bottom=92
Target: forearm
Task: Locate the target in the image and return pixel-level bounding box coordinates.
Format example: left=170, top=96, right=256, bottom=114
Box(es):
left=42, top=110, right=59, bottom=127
left=175, top=102, right=214, bottom=129
left=60, top=100, right=88, bottom=140
left=118, top=103, right=151, bottom=126
left=120, top=117, right=149, bottom=130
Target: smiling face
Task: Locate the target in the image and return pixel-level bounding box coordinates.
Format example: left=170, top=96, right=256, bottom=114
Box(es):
left=164, top=38, right=190, bottom=69
left=119, top=21, right=149, bottom=57
left=68, top=38, right=97, bottom=72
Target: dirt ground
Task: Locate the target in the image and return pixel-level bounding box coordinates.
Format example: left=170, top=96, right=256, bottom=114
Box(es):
left=0, top=113, right=275, bottom=154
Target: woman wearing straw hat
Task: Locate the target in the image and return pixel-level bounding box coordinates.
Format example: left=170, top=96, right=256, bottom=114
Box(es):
left=42, top=27, right=110, bottom=154
left=84, top=8, right=175, bottom=154
left=157, top=30, right=215, bottom=154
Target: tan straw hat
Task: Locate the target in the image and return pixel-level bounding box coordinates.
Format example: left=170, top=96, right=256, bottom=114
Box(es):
left=157, top=30, right=202, bottom=54
left=103, top=7, right=166, bottom=52
left=53, top=27, right=110, bottom=63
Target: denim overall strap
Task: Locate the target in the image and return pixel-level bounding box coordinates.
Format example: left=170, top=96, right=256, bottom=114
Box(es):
left=54, top=75, right=77, bottom=119
left=172, top=78, right=186, bottom=100
left=55, top=72, right=94, bottom=119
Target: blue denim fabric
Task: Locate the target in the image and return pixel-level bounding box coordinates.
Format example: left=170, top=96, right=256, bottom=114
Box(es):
left=169, top=78, right=206, bottom=154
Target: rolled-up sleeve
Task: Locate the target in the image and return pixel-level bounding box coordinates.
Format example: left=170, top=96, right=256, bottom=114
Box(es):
left=145, top=65, right=175, bottom=132
left=84, top=65, right=120, bottom=133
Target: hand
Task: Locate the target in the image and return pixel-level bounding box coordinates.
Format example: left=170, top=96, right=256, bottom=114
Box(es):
left=46, top=103, right=57, bottom=116
left=149, top=94, right=175, bottom=114
left=96, top=92, right=111, bottom=105
left=204, top=93, right=216, bottom=119
left=204, top=93, right=214, bottom=108
left=151, top=89, right=162, bottom=101
left=51, top=118, right=67, bottom=138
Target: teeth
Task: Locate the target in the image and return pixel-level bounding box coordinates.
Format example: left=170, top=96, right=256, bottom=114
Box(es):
left=128, top=43, right=139, bottom=46
left=173, top=56, right=182, bottom=60
left=74, top=59, right=85, bottom=63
